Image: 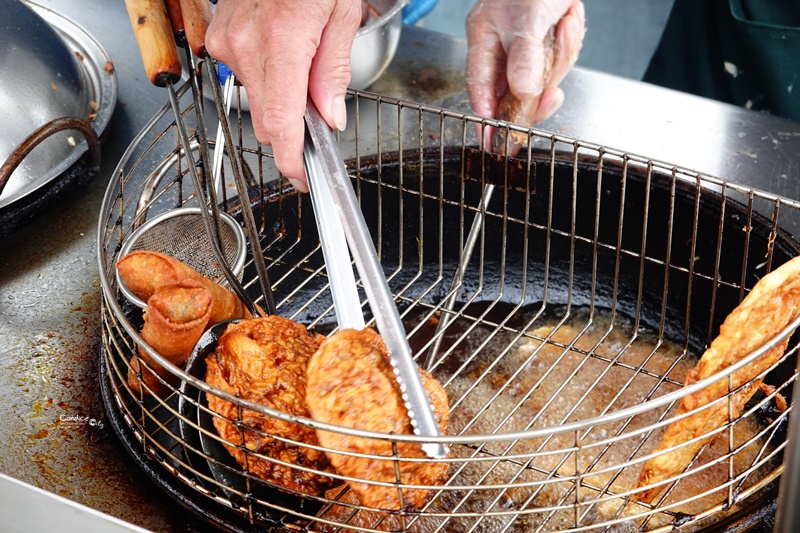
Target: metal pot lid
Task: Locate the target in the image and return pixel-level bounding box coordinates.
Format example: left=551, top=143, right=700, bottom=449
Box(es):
left=0, top=0, right=116, bottom=210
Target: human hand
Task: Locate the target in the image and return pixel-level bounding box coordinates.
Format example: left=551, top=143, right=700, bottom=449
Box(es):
left=465, top=0, right=585, bottom=135
left=206, top=0, right=362, bottom=191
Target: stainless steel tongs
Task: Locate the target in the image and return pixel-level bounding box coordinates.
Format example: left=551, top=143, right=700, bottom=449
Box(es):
left=303, top=100, right=447, bottom=459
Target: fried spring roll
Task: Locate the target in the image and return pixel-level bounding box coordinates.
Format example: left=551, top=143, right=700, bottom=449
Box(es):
left=128, top=356, right=171, bottom=397
left=635, top=255, right=800, bottom=503
left=117, top=250, right=250, bottom=323
left=128, top=279, right=212, bottom=396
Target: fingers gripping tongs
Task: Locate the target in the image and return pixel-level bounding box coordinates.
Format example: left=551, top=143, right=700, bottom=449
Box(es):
left=303, top=100, right=447, bottom=460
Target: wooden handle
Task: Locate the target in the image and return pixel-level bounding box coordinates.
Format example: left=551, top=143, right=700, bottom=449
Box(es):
left=124, top=0, right=181, bottom=86
left=493, top=93, right=543, bottom=154
left=178, top=0, right=212, bottom=57
left=492, top=26, right=557, bottom=154
left=163, top=0, right=185, bottom=38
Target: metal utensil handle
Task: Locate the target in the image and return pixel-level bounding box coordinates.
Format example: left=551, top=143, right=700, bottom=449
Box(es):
left=775, top=358, right=800, bottom=532
left=0, top=117, right=101, bottom=197
left=304, top=129, right=365, bottom=330
left=164, top=81, right=259, bottom=316
left=304, top=100, right=447, bottom=459
left=423, top=183, right=495, bottom=370
left=204, top=59, right=277, bottom=315
left=212, top=73, right=235, bottom=197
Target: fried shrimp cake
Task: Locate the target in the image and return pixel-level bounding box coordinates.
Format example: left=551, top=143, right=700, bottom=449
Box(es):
left=636, top=255, right=800, bottom=503
left=205, top=316, right=338, bottom=495
left=306, top=328, right=450, bottom=511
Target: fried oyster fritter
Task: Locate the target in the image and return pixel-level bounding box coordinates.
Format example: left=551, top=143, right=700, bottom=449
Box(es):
left=205, top=316, right=338, bottom=495
left=306, top=328, right=450, bottom=511
left=636, top=255, right=800, bottom=504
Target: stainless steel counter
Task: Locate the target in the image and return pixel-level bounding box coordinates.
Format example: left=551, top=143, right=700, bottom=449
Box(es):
left=0, top=1, right=798, bottom=532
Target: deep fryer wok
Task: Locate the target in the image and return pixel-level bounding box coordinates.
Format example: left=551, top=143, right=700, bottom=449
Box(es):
left=100, top=140, right=796, bottom=532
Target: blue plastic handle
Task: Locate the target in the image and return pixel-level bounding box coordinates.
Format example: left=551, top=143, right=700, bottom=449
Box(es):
left=217, top=61, right=233, bottom=86
left=402, top=0, right=439, bottom=25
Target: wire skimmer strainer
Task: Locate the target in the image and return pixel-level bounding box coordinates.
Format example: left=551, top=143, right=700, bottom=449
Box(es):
left=98, top=4, right=800, bottom=532
left=116, top=206, right=246, bottom=308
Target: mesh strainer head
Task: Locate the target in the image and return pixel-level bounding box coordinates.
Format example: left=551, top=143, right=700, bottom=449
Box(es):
left=116, top=206, right=247, bottom=308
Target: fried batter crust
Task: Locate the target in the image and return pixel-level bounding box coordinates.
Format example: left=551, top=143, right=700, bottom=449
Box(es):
left=315, top=487, right=403, bottom=532
left=636, top=256, right=800, bottom=503
left=306, top=328, right=450, bottom=511
left=117, top=250, right=251, bottom=324
left=205, top=316, right=338, bottom=495
left=129, top=280, right=212, bottom=396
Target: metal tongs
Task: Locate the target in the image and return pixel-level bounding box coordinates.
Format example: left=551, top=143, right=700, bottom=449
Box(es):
left=303, top=100, right=447, bottom=459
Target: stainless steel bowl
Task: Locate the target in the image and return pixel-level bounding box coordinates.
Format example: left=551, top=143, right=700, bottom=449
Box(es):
left=350, top=0, right=407, bottom=90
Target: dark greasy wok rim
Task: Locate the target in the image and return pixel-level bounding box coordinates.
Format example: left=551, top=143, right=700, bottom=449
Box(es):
left=99, top=147, right=792, bottom=533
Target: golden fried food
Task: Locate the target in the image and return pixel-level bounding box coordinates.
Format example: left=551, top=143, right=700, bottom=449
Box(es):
left=118, top=251, right=250, bottom=397
left=117, top=250, right=251, bottom=324
left=636, top=256, right=800, bottom=503
left=128, top=357, right=167, bottom=396
left=205, top=316, right=338, bottom=495
left=315, top=487, right=404, bottom=532
left=128, top=280, right=212, bottom=396
left=306, top=328, right=450, bottom=511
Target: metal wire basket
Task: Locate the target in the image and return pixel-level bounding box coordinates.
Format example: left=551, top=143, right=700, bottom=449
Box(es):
left=97, top=63, right=799, bottom=532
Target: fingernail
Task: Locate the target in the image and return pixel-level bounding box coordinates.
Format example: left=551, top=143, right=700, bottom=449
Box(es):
left=332, top=96, right=347, bottom=131
left=576, top=2, right=586, bottom=24
left=519, top=66, right=536, bottom=97
left=540, top=90, right=565, bottom=122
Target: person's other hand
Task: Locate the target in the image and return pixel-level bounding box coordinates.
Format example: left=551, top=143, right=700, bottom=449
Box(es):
left=206, top=0, right=362, bottom=191
left=466, top=0, right=585, bottom=130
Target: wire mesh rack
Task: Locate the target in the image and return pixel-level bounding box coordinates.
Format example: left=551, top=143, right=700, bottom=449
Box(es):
left=97, top=63, right=800, bottom=532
